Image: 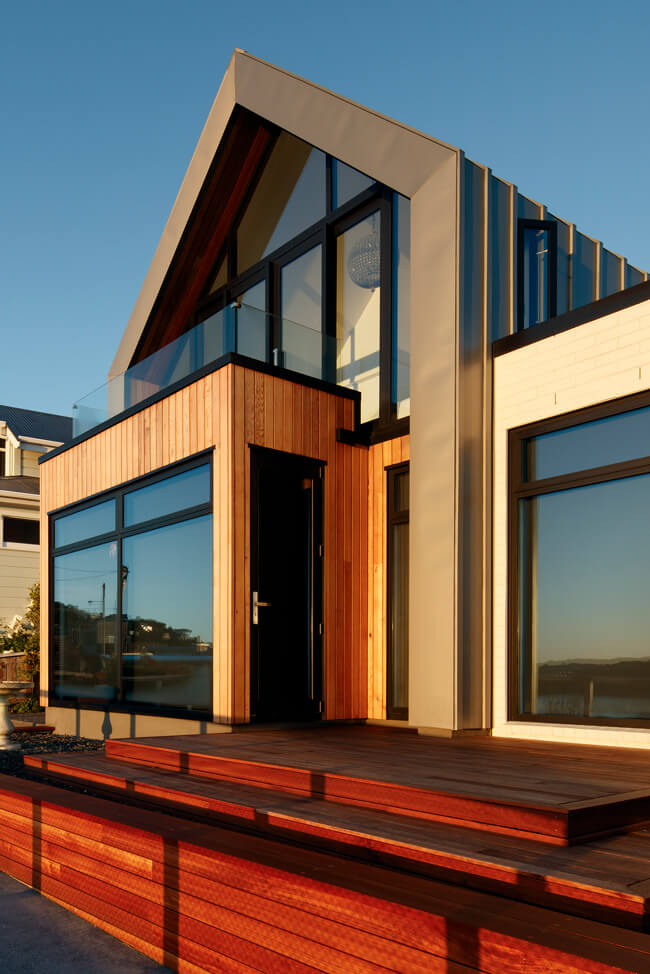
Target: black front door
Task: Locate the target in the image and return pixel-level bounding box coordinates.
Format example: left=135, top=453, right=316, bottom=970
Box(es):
left=250, top=448, right=323, bottom=722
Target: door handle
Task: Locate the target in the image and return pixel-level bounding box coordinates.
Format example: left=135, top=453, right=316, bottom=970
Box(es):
left=252, top=591, right=271, bottom=625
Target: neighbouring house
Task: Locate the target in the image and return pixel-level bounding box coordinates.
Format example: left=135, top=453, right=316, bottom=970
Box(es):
left=38, top=50, right=650, bottom=747
left=0, top=405, right=71, bottom=627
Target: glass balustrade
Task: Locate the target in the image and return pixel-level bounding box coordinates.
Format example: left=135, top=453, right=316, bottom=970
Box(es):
left=73, top=304, right=338, bottom=437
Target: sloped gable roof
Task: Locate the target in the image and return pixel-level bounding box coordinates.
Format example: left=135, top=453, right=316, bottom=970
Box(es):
left=109, top=49, right=459, bottom=378
left=0, top=405, right=72, bottom=444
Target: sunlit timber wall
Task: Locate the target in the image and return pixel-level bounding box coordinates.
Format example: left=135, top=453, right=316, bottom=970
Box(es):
left=40, top=363, right=371, bottom=728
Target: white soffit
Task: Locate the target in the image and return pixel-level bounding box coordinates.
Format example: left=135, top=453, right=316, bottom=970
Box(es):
left=110, top=50, right=459, bottom=378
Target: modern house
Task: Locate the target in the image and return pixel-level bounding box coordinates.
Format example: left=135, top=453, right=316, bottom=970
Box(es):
left=39, top=50, right=650, bottom=749
left=0, top=405, right=71, bottom=625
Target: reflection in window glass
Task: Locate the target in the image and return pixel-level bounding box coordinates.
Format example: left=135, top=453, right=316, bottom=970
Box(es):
left=206, top=253, right=227, bottom=295
left=601, top=248, right=621, bottom=298
left=521, top=227, right=549, bottom=328
left=573, top=232, right=597, bottom=309
left=518, top=476, right=650, bottom=719
left=390, top=521, right=409, bottom=712
left=549, top=214, right=570, bottom=316
left=626, top=264, right=645, bottom=288
left=124, top=464, right=211, bottom=527
left=122, top=516, right=213, bottom=710
left=336, top=211, right=381, bottom=423
left=53, top=542, right=119, bottom=701
left=524, top=405, right=650, bottom=481
left=281, top=245, right=322, bottom=378
left=236, top=133, right=326, bottom=273
left=392, top=194, right=410, bottom=418
left=235, top=280, right=267, bottom=361
left=332, top=160, right=374, bottom=208
left=55, top=500, right=115, bottom=549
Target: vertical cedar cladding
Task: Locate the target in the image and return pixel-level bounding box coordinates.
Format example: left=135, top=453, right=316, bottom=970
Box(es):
left=132, top=110, right=276, bottom=366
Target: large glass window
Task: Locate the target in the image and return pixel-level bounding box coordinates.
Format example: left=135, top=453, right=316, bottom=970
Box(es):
left=194, top=131, right=408, bottom=432
left=51, top=458, right=213, bottom=716
left=53, top=542, right=119, bottom=702
left=54, top=499, right=115, bottom=549
left=336, top=210, right=382, bottom=422
left=393, top=194, right=410, bottom=418
left=518, top=220, right=557, bottom=330
left=236, top=133, right=326, bottom=274
left=512, top=396, right=650, bottom=725
left=122, top=516, right=212, bottom=710
left=280, top=244, right=323, bottom=378
left=387, top=465, right=409, bottom=719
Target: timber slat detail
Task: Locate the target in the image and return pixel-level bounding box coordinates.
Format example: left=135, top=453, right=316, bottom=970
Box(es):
left=1, top=773, right=650, bottom=973
left=23, top=750, right=650, bottom=932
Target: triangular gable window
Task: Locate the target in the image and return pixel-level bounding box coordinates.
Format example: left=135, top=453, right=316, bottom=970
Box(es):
left=236, top=132, right=326, bottom=275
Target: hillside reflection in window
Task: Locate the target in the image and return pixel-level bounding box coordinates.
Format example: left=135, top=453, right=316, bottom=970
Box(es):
left=518, top=475, right=650, bottom=720
left=53, top=542, right=119, bottom=701
left=122, top=516, right=212, bottom=710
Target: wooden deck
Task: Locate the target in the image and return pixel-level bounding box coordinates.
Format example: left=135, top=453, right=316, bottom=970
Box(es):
left=8, top=725, right=650, bottom=971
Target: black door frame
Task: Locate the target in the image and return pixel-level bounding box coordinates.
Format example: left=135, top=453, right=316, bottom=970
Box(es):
left=249, top=445, right=325, bottom=722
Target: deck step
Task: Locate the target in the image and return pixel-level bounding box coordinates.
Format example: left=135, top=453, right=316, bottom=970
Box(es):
left=3, top=771, right=650, bottom=973
left=23, top=750, right=650, bottom=932
left=104, top=735, right=650, bottom=846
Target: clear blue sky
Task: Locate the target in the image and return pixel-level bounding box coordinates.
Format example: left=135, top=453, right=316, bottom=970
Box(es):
left=2, top=0, right=649, bottom=417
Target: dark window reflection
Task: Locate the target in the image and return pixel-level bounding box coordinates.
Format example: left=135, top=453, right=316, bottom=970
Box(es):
left=518, top=476, right=650, bottom=720
left=53, top=542, right=119, bottom=701
left=390, top=522, right=409, bottom=712
left=237, top=133, right=326, bottom=274
left=55, top=500, right=115, bottom=549
left=525, top=405, right=650, bottom=481
left=122, top=515, right=212, bottom=710
left=521, top=227, right=549, bottom=328
left=332, top=159, right=374, bottom=208
left=124, top=463, right=210, bottom=527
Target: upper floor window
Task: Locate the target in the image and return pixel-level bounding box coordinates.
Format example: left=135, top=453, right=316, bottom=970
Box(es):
left=517, top=219, right=557, bottom=330
left=0, top=437, right=5, bottom=477
left=194, top=130, right=411, bottom=430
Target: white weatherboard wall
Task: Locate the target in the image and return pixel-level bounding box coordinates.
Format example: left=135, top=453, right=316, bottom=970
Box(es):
left=493, top=297, right=650, bottom=748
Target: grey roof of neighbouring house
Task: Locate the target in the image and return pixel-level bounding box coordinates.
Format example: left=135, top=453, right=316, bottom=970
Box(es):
left=0, top=405, right=72, bottom=444
left=0, top=476, right=40, bottom=495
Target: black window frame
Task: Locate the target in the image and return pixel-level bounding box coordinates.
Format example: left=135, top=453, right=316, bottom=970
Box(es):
left=508, top=388, right=650, bottom=727
left=49, top=450, right=213, bottom=720
left=192, top=139, right=405, bottom=435
left=387, top=461, right=409, bottom=721
left=517, top=219, right=558, bottom=332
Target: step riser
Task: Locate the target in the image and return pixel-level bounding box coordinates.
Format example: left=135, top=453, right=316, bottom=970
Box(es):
left=24, top=756, right=646, bottom=933
left=105, top=740, right=570, bottom=843
left=0, top=775, right=646, bottom=974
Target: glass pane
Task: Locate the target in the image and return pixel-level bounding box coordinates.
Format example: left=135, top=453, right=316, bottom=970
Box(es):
left=393, top=194, right=410, bottom=418
left=332, top=159, right=374, bottom=208
left=336, top=211, right=381, bottom=423
left=525, top=405, right=650, bottom=481
left=518, top=476, right=650, bottom=719
left=389, top=521, right=409, bottom=713
left=53, top=542, right=119, bottom=701
left=573, top=232, right=596, bottom=309
left=236, top=132, right=326, bottom=273
left=601, top=248, right=621, bottom=298
left=206, top=253, right=227, bottom=295
left=521, top=227, right=549, bottom=328
left=626, top=264, right=645, bottom=288
left=489, top=177, right=510, bottom=341
left=124, top=464, right=210, bottom=527
left=54, top=500, right=115, bottom=549
left=517, top=194, right=539, bottom=221
left=548, top=214, right=570, bottom=316
left=281, top=245, right=322, bottom=378
left=4, top=517, right=39, bottom=545
left=235, top=281, right=267, bottom=361
left=393, top=471, right=409, bottom=512
left=122, top=515, right=213, bottom=710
